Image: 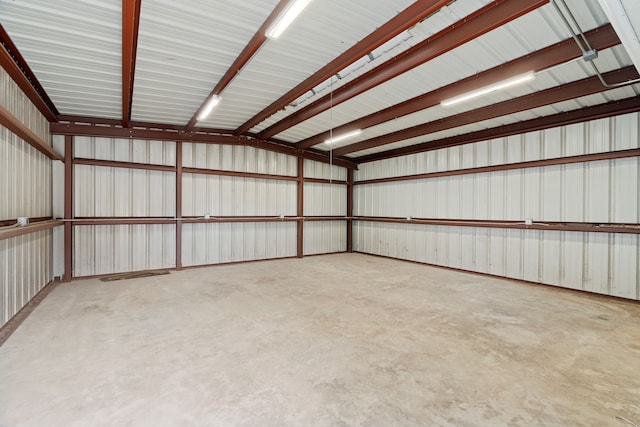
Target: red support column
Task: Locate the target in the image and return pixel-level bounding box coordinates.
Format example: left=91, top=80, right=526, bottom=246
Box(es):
left=175, top=141, right=183, bottom=270
left=63, top=135, right=73, bottom=281
left=347, top=168, right=354, bottom=253
left=297, top=158, right=304, bottom=258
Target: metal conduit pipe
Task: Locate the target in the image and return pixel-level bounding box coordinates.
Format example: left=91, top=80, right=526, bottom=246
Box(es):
left=551, top=0, right=640, bottom=87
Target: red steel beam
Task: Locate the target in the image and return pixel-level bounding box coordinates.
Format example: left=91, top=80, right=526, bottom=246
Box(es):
left=0, top=25, right=58, bottom=122
left=257, top=0, right=548, bottom=140
left=176, top=141, right=183, bottom=270
left=122, top=0, right=142, bottom=127
left=50, top=122, right=357, bottom=169
left=354, top=217, right=640, bottom=235
left=0, top=104, right=63, bottom=161
left=184, top=0, right=291, bottom=131
left=0, top=24, right=59, bottom=119
left=235, top=0, right=452, bottom=136
left=334, top=66, right=639, bottom=156
left=63, top=135, right=73, bottom=282
left=297, top=24, right=619, bottom=149
left=355, top=148, right=640, bottom=185
left=297, top=158, right=304, bottom=258
left=346, top=168, right=353, bottom=253
left=355, top=96, right=640, bottom=163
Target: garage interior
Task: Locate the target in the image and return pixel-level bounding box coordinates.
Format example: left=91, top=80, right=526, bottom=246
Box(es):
left=1, top=0, right=640, bottom=425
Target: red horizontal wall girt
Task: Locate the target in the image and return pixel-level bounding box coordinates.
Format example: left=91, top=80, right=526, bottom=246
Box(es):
left=257, top=0, right=549, bottom=140
left=0, top=104, right=62, bottom=160
left=297, top=24, right=619, bottom=149
left=355, top=96, right=640, bottom=163
left=355, top=147, right=640, bottom=185
left=334, top=66, right=640, bottom=156
left=235, top=0, right=452, bottom=136
left=353, top=217, right=640, bottom=235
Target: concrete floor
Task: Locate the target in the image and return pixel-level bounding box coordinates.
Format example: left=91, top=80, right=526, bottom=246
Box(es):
left=1, top=253, right=639, bottom=426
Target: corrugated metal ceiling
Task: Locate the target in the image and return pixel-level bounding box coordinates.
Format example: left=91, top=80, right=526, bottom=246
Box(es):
left=1, top=0, right=639, bottom=163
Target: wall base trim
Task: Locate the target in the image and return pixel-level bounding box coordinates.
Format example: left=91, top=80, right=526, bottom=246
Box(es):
left=354, top=251, right=640, bottom=304
left=0, top=279, right=60, bottom=347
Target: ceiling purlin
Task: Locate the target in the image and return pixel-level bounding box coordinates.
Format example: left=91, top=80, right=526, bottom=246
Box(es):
left=355, top=96, right=640, bottom=163
left=122, top=0, right=142, bottom=128
left=183, top=0, right=292, bottom=132
left=0, top=24, right=59, bottom=121
left=256, top=0, right=550, bottom=141
left=234, top=0, right=453, bottom=136
left=296, top=24, right=620, bottom=150
left=333, top=66, right=640, bottom=157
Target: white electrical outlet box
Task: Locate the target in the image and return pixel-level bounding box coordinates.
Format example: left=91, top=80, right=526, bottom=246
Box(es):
left=17, top=217, right=29, bottom=226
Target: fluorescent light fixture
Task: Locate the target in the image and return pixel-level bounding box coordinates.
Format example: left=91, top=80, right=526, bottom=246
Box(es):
left=324, top=129, right=362, bottom=145
left=266, top=0, right=312, bottom=39
left=197, top=95, right=221, bottom=121
left=440, top=71, right=536, bottom=107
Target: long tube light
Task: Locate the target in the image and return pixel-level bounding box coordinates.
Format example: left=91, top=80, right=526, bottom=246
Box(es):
left=266, top=0, right=313, bottom=40
left=325, top=129, right=362, bottom=145
left=596, top=0, right=640, bottom=76
left=197, top=95, right=221, bottom=121
left=440, top=71, right=536, bottom=107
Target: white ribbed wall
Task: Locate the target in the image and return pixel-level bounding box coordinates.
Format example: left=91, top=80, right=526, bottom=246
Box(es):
left=73, top=225, right=176, bottom=277
left=302, top=159, right=348, bottom=255
left=1, top=67, right=54, bottom=327
left=71, top=139, right=347, bottom=275
left=304, top=222, right=346, bottom=255
left=182, top=222, right=297, bottom=267
left=354, top=113, right=640, bottom=300
left=182, top=175, right=296, bottom=217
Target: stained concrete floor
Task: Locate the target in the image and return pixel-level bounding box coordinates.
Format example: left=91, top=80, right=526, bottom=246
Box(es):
left=1, top=253, right=639, bottom=426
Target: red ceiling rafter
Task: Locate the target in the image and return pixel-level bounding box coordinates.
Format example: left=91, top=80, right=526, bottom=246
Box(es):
left=184, top=0, right=292, bottom=131
left=297, top=24, right=619, bottom=149
left=333, top=66, right=640, bottom=157
left=0, top=24, right=58, bottom=122
left=122, top=0, right=142, bottom=127
left=256, top=0, right=549, bottom=140
left=234, top=0, right=452, bottom=136
left=50, top=122, right=357, bottom=169
left=355, top=96, right=640, bottom=163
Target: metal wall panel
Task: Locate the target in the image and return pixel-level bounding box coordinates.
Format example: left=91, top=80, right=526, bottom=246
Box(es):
left=0, top=128, right=52, bottom=220
left=355, top=157, right=639, bottom=223
left=0, top=230, right=52, bottom=327
left=73, top=224, right=176, bottom=277
left=1, top=66, right=52, bottom=221
left=355, top=113, right=640, bottom=181
left=0, top=67, right=50, bottom=142
left=182, top=143, right=297, bottom=176
left=353, top=111, right=640, bottom=300
left=0, top=65, right=53, bottom=328
left=74, top=165, right=176, bottom=217
left=181, top=222, right=296, bottom=267
left=74, top=137, right=176, bottom=166
left=303, top=221, right=347, bottom=256
left=303, top=159, right=347, bottom=181
left=353, top=222, right=639, bottom=300
left=304, top=183, right=347, bottom=216
left=182, top=174, right=296, bottom=217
